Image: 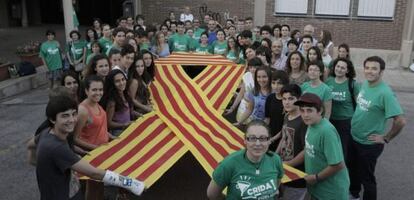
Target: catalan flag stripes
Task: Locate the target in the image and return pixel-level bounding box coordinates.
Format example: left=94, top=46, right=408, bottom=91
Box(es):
left=150, top=64, right=245, bottom=173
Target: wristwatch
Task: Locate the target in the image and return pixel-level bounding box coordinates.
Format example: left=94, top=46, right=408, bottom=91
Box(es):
left=383, top=137, right=389, bottom=144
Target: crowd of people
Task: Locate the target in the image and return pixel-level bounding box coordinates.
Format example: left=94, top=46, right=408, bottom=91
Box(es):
left=30, top=6, right=406, bottom=200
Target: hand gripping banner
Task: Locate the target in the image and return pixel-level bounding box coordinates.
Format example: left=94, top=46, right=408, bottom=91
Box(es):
left=83, top=53, right=305, bottom=188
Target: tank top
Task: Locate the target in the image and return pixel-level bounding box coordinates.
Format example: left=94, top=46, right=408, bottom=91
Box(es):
left=79, top=103, right=109, bottom=146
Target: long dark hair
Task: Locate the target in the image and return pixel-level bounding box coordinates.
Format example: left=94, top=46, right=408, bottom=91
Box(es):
left=306, top=46, right=323, bottom=64
left=128, top=55, right=150, bottom=105
left=101, top=69, right=133, bottom=112
left=141, top=49, right=155, bottom=82
left=253, top=66, right=272, bottom=96
left=286, top=51, right=306, bottom=75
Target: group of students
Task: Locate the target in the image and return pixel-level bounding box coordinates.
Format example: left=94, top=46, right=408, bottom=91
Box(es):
left=205, top=25, right=405, bottom=200
left=33, top=11, right=406, bottom=200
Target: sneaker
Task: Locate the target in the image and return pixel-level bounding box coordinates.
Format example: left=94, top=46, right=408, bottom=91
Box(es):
left=350, top=194, right=360, bottom=200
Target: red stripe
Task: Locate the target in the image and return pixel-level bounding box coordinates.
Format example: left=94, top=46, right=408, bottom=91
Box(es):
left=195, top=66, right=217, bottom=84
left=137, top=140, right=185, bottom=180
left=155, top=61, right=233, bottom=65
left=213, top=67, right=245, bottom=109
left=106, top=122, right=168, bottom=171
left=155, top=65, right=233, bottom=154
left=161, top=65, right=241, bottom=151
left=206, top=66, right=236, bottom=99
left=200, top=66, right=227, bottom=91
left=284, top=168, right=302, bottom=181
left=120, top=132, right=176, bottom=175
left=89, top=115, right=159, bottom=166
left=150, top=79, right=218, bottom=168
left=171, top=66, right=244, bottom=147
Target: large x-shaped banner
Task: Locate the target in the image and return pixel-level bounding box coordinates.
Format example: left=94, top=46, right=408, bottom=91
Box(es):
left=83, top=54, right=305, bottom=188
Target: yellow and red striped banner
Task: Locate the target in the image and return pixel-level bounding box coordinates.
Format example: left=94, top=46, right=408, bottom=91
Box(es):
left=83, top=53, right=305, bottom=187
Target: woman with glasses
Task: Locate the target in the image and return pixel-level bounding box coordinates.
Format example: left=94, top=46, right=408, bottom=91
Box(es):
left=207, top=120, right=284, bottom=199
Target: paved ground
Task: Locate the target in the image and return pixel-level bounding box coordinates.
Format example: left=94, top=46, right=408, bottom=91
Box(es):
left=0, top=25, right=414, bottom=199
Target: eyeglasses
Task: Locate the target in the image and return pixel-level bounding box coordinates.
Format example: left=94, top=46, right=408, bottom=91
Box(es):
left=245, top=136, right=270, bottom=142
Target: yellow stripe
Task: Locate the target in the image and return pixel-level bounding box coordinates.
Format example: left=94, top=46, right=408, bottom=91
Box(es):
left=144, top=142, right=188, bottom=187
left=193, top=64, right=214, bottom=82
left=163, top=65, right=244, bottom=147
left=197, top=66, right=224, bottom=88
left=82, top=112, right=159, bottom=163
left=202, top=67, right=232, bottom=95
left=92, top=118, right=163, bottom=169
left=129, top=136, right=182, bottom=178
left=210, top=67, right=245, bottom=112
left=163, top=65, right=244, bottom=150
left=153, top=66, right=226, bottom=161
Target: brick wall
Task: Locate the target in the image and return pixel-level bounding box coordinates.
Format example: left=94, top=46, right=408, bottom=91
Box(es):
left=142, top=0, right=407, bottom=50
left=142, top=0, right=254, bottom=25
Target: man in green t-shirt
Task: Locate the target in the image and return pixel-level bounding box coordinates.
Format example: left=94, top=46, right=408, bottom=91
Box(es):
left=40, top=30, right=63, bottom=89
left=105, top=27, right=126, bottom=55
left=295, top=93, right=349, bottom=200
left=99, top=24, right=112, bottom=55
left=168, top=21, right=191, bottom=52
left=349, top=56, right=406, bottom=200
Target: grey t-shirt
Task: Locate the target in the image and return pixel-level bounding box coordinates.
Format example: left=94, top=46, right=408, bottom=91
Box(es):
left=36, top=130, right=81, bottom=200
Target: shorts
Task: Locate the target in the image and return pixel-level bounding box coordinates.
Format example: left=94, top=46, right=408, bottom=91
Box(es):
left=47, top=69, right=62, bottom=81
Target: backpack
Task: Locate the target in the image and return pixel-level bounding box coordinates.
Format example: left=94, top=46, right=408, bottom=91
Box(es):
left=18, top=61, right=36, bottom=76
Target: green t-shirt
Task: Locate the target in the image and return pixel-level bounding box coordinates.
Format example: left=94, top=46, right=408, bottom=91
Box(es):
left=305, top=118, right=349, bottom=200
left=85, top=41, right=93, bottom=59
left=39, top=40, right=62, bottom=70
left=66, top=40, right=86, bottom=61
left=86, top=52, right=97, bottom=65
left=195, top=44, right=212, bottom=54
left=169, top=34, right=191, bottom=52
left=194, top=28, right=205, bottom=41
left=301, top=81, right=333, bottom=102
left=226, top=50, right=237, bottom=61
left=189, top=38, right=198, bottom=51
left=238, top=51, right=246, bottom=64
left=351, top=81, right=404, bottom=145
left=325, top=77, right=360, bottom=120
left=98, top=37, right=112, bottom=55
left=212, top=40, right=228, bottom=55
left=140, top=42, right=150, bottom=51
left=213, top=149, right=284, bottom=200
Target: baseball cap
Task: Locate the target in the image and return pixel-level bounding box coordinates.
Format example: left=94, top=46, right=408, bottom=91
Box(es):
left=294, top=93, right=322, bottom=110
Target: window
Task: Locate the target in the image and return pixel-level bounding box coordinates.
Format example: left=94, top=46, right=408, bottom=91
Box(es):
left=275, top=0, right=308, bottom=14
left=315, top=0, right=350, bottom=16
left=358, top=0, right=396, bottom=18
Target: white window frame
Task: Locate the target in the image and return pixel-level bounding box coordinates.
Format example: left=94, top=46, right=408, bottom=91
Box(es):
left=357, top=0, right=396, bottom=18
left=315, top=0, right=351, bottom=16
left=274, top=0, right=308, bottom=14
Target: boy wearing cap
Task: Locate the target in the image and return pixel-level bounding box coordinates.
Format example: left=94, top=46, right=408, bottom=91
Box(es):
left=349, top=56, right=406, bottom=200
left=296, top=93, right=349, bottom=200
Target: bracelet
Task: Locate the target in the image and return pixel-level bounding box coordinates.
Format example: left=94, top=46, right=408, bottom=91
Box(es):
left=384, top=137, right=389, bottom=143
left=315, top=173, right=320, bottom=182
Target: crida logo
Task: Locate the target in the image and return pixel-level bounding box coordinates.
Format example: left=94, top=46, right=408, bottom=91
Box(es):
left=236, top=176, right=251, bottom=196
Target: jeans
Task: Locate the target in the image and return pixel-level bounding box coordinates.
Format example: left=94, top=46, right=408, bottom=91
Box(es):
left=348, top=139, right=384, bottom=200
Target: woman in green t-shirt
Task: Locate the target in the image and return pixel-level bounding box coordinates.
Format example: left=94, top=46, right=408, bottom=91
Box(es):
left=325, top=58, right=359, bottom=161
left=226, top=37, right=240, bottom=63
left=212, top=29, right=227, bottom=55
left=207, top=120, right=284, bottom=200
left=195, top=32, right=212, bottom=54
left=301, top=61, right=333, bottom=119
left=85, top=28, right=99, bottom=60
left=66, top=30, right=86, bottom=72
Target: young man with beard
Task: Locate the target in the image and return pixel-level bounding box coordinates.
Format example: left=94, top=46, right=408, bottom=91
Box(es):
left=349, top=56, right=406, bottom=200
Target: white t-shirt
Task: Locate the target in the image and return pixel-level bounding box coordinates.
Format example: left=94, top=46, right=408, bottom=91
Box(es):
left=180, top=13, right=194, bottom=22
